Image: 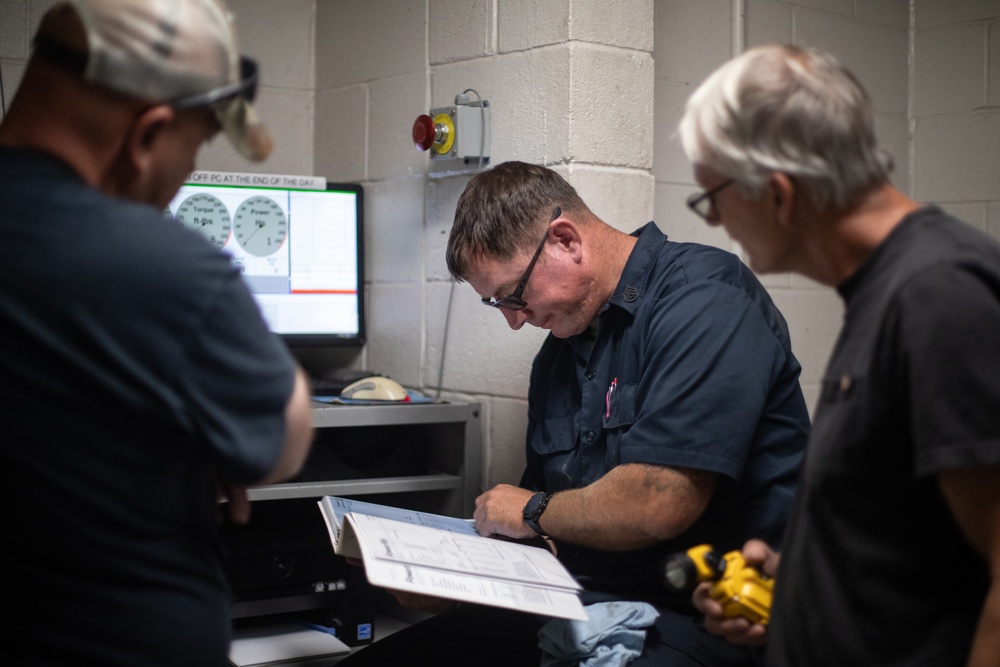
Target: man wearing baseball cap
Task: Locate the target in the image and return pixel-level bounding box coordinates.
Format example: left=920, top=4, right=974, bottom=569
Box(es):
left=0, top=1, right=313, bottom=664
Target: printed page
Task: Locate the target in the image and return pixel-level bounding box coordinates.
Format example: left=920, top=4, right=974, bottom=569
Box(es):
left=325, top=496, right=477, bottom=535
left=316, top=496, right=348, bottom=556
left=317, top=495, right=478, bottom=559
left=362, top=557, right=589, bottom=621
left=345, top=513, right=580, bottom=591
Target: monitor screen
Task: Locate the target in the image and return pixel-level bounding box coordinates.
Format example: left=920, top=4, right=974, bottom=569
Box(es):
left=167, top=172, right=364, bottom=346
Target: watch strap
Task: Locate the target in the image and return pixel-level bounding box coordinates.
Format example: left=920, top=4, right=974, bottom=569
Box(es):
left=522, top=491, right=552, bottom=537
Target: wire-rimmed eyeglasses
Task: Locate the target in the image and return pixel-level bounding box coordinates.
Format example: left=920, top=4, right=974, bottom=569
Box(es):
left=686, top=179, right=734, bottom=222
left=481, top=207, right=561, bottom=311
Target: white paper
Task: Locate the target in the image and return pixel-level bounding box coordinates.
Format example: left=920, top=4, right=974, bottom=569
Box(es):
left=347, top=513, right=579, bottom=591
left=325, top=496, right=477, bottom=535
left=317, top=496, right=589, bottom=621
left=318, top=496, right=478, bottom=559
left=363, top=557, right=589, bottom=621
left=228, top=621, right=349, bottom=666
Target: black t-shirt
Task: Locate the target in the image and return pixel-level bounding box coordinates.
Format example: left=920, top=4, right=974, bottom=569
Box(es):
left=768, top=207, right=1000, bottom=666
left=0, top=148, right=295, bottom=666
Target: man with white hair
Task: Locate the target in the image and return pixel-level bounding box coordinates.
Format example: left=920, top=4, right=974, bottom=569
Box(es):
left=0, top=1, right=313, bottom=664
left=679, top=43, right=1000, bottom=666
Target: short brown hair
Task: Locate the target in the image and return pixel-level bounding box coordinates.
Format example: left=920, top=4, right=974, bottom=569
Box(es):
left=446, top=161, right=589, bottom=281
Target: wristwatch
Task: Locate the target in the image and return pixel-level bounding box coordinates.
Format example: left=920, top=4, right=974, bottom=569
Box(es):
left=522, top=491, right=553, bottom=537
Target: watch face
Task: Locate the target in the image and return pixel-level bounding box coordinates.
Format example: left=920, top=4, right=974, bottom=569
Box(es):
left=523, top=492, right=547, bottom=518
left=523, top=492, right=550, bottom=537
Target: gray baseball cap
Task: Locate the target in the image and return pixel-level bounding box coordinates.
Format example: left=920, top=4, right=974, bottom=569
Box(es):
left=33, top=0, right=273, bottom=161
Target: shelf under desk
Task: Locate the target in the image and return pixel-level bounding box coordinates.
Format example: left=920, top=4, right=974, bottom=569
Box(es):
left=225, top=400, right=482, bottom=639
left=247, top=472, right=463, bottom=501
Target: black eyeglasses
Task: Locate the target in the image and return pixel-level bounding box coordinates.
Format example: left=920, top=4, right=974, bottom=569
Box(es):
left=481, top=207, right=561, bottom=311
left=686, top=178, right=734, bottom=221
left=171, top=57, right=260, bottom=111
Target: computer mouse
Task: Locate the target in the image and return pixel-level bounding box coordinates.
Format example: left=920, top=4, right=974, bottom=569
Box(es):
left=339, top=376, right=409, bottom=401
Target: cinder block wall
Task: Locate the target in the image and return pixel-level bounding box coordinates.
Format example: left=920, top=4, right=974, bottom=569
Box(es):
left=208, top=0, right=317, bottom=176
left=654, top=0, right=1000, bottom=417
left=912, top=3, right=1000, bottom=239
left=3, top=1, right=998, bottom=492
left=654, top=0, right=911, bottom=414
left=1, top=0, right=319, bottom=174
left=304, top=0, right=656, bottom=490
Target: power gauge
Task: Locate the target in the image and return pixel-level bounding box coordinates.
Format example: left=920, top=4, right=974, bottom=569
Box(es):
left=234, top=195, right=287, bottom=257
left=175, top=193, right=231, bottom=248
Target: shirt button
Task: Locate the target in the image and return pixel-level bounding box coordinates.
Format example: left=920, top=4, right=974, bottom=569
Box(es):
left=585, top=431, right=595, bottom=443
left=586, top=371, right=596, bottom=380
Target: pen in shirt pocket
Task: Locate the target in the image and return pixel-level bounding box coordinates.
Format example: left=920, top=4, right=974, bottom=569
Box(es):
left=605, top=377, right=617, bottom=418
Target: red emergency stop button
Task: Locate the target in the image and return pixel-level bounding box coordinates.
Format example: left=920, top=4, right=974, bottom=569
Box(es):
left=412, top=114, right=435, bottom=151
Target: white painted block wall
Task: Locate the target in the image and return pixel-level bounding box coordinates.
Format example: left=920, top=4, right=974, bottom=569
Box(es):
left=653, top=0, right=1000, bottom=417
left=419, top=1, right=656, bottom=488
left=914, top=1, right=1000, bottom=239
left=2, top=0, right=998, bottom=491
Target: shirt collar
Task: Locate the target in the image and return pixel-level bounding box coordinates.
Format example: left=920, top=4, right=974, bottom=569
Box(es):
left=603, top=221, right=667, bottom=317
left=837, top=205, right=935, bottom=304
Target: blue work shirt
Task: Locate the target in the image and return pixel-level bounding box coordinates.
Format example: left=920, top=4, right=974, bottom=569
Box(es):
left=521, top=222, right=809, bottom=602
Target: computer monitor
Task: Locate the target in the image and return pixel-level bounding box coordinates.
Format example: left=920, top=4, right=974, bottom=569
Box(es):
left=167, top=172, right=364, bottom=347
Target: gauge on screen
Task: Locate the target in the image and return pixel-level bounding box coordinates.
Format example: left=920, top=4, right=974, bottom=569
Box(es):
left=234, top=195, right=287, bottom=257
left=174, top=193, right=232, bottom=248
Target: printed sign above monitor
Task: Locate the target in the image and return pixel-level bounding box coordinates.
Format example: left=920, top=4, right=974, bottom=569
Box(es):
left=167, top=171, right=364, bottom=347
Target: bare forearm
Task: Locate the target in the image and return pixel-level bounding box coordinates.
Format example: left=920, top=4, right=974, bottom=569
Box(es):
left=967, top=579, right=1000, bottom=667
left=473, top=464, right=715, bottom=551
left=259, top=366, right=314, bottom=485
left=938, top=467, right=1000, bottom=667
left=541, top=485, right=662, bottom=551
left=541, top=464, right=714, bottom=551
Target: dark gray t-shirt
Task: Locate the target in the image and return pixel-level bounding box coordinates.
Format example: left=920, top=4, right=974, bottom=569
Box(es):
left=768, top=206, right=999, bottom=666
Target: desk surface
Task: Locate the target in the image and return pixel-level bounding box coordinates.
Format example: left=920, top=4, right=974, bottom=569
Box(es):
left=230, top=615, right=412, bottom=667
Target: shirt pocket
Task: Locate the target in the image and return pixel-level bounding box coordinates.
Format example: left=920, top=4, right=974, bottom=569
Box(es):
left=809, top=372, right=878, bottom=480
left=602, top=381, right=637, bottom=430
left=529, top=414, right=578, bottom=456
left=529, top=414, right=580, bottom=490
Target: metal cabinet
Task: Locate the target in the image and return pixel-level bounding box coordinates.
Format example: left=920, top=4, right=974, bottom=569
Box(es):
left=247, top=401, right=482, bottom=518
left=228, top=401, right=482, bottom=630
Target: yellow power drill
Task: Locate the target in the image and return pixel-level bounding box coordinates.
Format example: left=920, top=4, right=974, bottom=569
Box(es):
left=663, top=544, right=773, bottom=625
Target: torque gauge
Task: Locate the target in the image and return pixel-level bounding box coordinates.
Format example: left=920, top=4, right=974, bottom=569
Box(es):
left=174, top=193, right=231, bottom=248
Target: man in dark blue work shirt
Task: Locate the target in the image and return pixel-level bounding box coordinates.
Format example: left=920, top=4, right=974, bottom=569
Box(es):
left=338, top=160, right=809, bottom=667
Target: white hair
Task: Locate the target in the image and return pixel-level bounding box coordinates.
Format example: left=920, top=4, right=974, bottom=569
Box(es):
left=678, top=44, right=892, bottom=210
